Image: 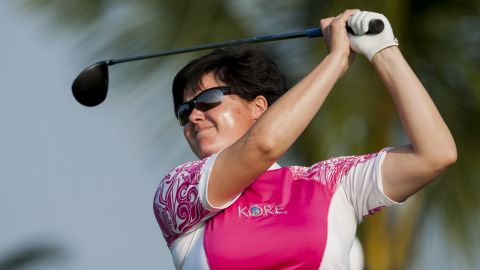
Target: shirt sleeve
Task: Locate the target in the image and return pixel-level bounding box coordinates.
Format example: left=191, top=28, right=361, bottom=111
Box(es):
left=339, top=148, right=402, bottom=223
left=153, top=152, right=240, bottom=247
left=293, top=148, right=401, bottom=224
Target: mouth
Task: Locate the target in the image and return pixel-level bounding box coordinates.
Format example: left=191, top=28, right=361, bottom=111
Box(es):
left=194, top=126, right=214, bottom=138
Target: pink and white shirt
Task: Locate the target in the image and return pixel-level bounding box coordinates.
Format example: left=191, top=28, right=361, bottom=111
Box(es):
left=153, top=148, right=400, bottom=269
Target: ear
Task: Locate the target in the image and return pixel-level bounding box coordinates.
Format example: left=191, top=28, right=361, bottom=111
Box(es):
left=252, top=96, right=268, bottom=120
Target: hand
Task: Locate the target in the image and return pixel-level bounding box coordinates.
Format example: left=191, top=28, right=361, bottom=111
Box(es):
left=320, top=9, right=358, bottom=66
left=348, top=11, right=399, bottom=61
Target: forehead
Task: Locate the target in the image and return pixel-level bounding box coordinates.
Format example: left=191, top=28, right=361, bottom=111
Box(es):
left=183, top=72, right=224, bottom=101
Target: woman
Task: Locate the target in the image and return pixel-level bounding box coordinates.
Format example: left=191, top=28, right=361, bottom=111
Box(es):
left=153, top=10, right=456, bottom=270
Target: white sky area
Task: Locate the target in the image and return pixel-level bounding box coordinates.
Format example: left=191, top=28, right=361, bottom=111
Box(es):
left=1, top=2, right=478, bottom=270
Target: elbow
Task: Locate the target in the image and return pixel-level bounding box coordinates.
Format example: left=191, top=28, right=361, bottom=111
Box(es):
left=428, top=143, right=457, bottom=172
left=255, top=137, right=280, bottom=161
left=443, top=146, right=457, bottom=168
left=442, top=140, right=458, bottom=168
left=247, top=129, right=283, bottom=162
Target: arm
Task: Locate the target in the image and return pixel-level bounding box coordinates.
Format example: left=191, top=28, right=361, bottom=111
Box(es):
left=347, top=11, right=457, bottom=202
left=372, top=47, right=457, bottom=202
left=207, top=10, right=359, bottom=207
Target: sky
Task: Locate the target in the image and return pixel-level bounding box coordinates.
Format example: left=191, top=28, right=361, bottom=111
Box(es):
left=0, top=2, right=179, bottom=269
left=1, top=1, right=479, bottom=270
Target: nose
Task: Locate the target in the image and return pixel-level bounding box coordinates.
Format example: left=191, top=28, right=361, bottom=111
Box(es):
left=187, top=107, right=205, bottom=124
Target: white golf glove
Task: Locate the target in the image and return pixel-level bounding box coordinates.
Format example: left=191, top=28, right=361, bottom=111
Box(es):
left=348, top=11, right=399, bottom=61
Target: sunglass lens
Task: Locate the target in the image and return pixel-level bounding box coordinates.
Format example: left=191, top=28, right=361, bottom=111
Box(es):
left=196, top=89, right=223, bottom=111
left=177, top=88, right=227, bottom=126
left=177, top=104, right=192, bottom=126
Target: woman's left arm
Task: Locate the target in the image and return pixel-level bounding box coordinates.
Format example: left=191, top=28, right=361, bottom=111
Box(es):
left=372, top=46, right=457, bottom=202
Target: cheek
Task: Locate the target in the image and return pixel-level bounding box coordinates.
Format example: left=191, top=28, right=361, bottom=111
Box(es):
left=183, top=126, right=194, bottom=143
left=219, top=111, right=236, bottom=129
left=216, top=107, right=253, bottom=137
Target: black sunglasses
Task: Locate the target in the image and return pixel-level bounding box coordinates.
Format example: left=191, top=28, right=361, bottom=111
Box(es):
left=177, top=86, right=232, bottom=126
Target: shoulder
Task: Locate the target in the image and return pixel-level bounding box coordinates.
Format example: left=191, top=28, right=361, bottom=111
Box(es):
left=287, top=152, right=380, bottom=190
left=153, top=158, right=211, bottom=247
left=289, top=152, right=378, bottom=178
left=161, top=159, right=207, bottom=186
left=153, top=158, right=209, bottom=216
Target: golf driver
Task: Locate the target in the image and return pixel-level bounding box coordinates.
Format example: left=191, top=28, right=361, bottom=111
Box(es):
left=72, top=20, right=384, bottom=107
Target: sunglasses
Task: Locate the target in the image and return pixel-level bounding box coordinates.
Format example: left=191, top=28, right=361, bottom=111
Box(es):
left=177, top=86, right=232, bottom=126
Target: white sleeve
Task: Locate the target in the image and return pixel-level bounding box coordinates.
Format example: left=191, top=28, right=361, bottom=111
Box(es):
left=340, top=148, right=402, bottom=223
left=197, top=152, right=242, bottom=212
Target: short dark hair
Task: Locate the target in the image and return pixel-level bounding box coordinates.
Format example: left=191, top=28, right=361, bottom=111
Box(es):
left=172, top=46, right=287, bottom=116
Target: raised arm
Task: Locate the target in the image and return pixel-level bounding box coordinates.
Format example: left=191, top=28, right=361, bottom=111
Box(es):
left=208, top=10, right=359, bottom=207
left=373, top=47, right=456, bottom=202
left=348, top=11, right=457, bottom=202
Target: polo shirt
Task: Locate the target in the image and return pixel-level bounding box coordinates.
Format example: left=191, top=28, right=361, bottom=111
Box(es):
left=153, top=148, right=399, bottom=269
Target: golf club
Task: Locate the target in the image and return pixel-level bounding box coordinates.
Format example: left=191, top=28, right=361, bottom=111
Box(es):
left=72, top=20, right=384, bottom=107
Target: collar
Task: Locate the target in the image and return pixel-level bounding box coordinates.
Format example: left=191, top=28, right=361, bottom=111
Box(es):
left=267, top=162, right=281, bottom=171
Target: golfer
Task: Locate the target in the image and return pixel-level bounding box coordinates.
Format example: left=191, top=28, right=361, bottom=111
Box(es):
left=154, top=9, right=456, bottom=270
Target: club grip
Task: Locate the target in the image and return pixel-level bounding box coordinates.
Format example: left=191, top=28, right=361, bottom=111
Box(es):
left=347, top=19, right=384, bottom=35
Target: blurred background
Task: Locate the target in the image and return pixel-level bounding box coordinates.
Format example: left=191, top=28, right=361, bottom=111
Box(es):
left=2, top=0, right=479, bottom=269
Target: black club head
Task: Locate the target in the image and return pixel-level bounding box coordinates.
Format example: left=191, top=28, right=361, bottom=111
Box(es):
left=71, top=61, right=109, bottom=107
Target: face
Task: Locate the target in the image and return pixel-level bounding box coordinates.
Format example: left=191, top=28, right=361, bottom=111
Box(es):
left=182, top=73, right=260, bottom=159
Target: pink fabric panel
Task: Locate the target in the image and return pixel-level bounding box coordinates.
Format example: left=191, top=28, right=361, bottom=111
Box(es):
left=204, top=168, right=330, bottom=270
left=204, top=153, right=378, bottom=269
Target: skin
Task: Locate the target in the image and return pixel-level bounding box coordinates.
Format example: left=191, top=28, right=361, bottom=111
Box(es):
left=372, top=47, right=457, bottom=201
left=183, top=9, right=456, bottom=207
left=183, top=74, right=268, bottom=159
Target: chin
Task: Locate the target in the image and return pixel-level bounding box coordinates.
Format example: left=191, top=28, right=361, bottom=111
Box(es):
left=197, top=152, right=211, bottom=160
left=194, top=144, right=221, bottom=160
left=196, top=150, right=215, bottom=160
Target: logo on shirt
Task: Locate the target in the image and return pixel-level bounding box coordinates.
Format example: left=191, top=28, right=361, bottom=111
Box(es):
left=238, top=204, right=287, bottom=218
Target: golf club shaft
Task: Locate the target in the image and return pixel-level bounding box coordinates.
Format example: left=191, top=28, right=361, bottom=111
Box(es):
left=72, top=20, right=384, bottom=107
left=107, top=19, right=383, bottom=66
left=107, top=28, right=323, bottom=66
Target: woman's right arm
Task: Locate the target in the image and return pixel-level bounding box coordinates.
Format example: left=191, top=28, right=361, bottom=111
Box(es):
left=207, top=9, right=360, bottom=207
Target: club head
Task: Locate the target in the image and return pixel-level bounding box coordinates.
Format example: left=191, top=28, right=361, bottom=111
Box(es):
left=71, top=61, right=109, bottom=106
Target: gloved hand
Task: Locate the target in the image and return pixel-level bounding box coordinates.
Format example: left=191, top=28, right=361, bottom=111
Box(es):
left=348, top=11, right=399, bottom=61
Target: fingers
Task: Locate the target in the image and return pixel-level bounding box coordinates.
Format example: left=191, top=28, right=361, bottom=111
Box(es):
left=360, top=12, right=372, bottom=33
left=336, top=9, right=360, bottom=23
left=320, top=17, right=335, bottom=34
left=319, top=9, right=361, bottom=57
left=320, top=9, right=360, bottom=31
left=348, top=11, right=364, bottom=35
left=350, top=11, right=370, bottom=35
left=349, top=11, right=390, bottom=35
left=321, top=9, right=360, bottom=37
